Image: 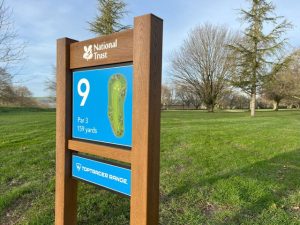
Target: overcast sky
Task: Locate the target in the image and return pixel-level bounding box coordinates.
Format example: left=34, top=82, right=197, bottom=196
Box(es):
left=8, top=0, right=300, bottom=97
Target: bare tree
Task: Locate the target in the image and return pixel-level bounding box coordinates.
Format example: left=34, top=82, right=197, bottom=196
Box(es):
left=263, top=70, right=291, bottom=111
left=263, top=49, right=300, bottom=110
left=175, top=84, right=202, bottom=109
left=45, top=66, right=56, bottom=101
left=170, top=24, right=237, bottom=112
left=0, top=1, right=24, bottom=70
left=0, top=1, right=24, bottom=104
left=219, top=90, right=251, bottom=110
left=175, top=84, right=191, bottom=108
left=288, top=50, right=300, bottom=101
left=14, top=85, right=37, bottom=107
left=161, top=84, right=175, bottom=109
left=0, top=67, right=11, bottom=96
left=0, top=71, right=14, bottom=105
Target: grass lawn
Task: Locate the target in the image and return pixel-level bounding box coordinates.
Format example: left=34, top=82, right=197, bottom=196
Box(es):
left=0, top=108, right=300, bottom=224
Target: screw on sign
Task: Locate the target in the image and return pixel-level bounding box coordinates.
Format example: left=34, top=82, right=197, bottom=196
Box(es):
left=55, top=14, right=163, bottom=225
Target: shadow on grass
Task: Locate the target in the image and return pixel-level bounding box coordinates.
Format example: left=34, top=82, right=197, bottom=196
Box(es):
left=164, top=148, right=300, bottom=224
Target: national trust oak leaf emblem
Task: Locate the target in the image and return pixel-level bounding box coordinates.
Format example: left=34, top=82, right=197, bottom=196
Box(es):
left=83, top=45, right=93, bottom=61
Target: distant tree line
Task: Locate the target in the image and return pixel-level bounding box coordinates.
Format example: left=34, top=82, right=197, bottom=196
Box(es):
left=162, top=84, right=250, bottom=110
left=164, top=47, right=300, bottom=111
left=0, top=68, right=38, bottom=106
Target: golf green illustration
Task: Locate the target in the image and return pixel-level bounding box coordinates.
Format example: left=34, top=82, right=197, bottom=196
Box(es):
left=108, top=74, right=127, bottom=137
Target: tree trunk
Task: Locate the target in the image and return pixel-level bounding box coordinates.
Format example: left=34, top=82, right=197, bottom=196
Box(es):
left=273, top=100, right=279, bottom=111
left=250, top=92, right=256, bottom=117
left=207, top=104, right=214, bottom=112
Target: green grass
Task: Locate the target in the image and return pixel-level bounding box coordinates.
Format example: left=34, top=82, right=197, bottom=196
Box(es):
left=1, top=109, right=300, bottom=224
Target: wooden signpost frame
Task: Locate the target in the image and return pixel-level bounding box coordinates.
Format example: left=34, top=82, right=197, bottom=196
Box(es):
left=55, top=14, right=163, bottom=225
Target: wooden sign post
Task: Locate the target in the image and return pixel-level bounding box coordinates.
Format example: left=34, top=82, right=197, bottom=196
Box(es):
left=55, top=14, right=163, bottom=225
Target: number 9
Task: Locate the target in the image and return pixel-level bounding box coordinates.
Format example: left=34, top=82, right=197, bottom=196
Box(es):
left=77, top=78, right=90, bottom=106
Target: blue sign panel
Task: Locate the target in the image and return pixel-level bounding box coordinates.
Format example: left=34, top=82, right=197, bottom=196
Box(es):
left=72, top=65, right=133, bottom=147
left=72, top=154, right=131, bottom=196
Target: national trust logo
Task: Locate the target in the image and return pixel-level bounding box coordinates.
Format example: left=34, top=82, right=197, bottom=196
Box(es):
left=82, top=39, right=118, bottom=61
left=83, top=45, right=93, bottom=61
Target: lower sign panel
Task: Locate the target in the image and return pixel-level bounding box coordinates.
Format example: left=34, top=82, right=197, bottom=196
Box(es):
left=72, top=154, right=131, bottom=196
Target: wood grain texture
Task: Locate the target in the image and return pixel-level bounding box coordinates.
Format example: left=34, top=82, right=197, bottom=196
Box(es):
left=70, top=29, right=133, bottom=69
left=55, top=38, right=78, bottom=225
left=130, top=14, right=163, bottom=225
left=68, top=140, right=131, bottom=163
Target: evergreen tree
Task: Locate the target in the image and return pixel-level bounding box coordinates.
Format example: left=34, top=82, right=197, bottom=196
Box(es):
left=230, top=0, right=291, bottom=116
left=89, top=0, right=130, bottom=36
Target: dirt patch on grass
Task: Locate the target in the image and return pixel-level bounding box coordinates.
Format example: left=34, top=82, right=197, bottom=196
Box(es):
left=0, top=195, right=33, bottom=225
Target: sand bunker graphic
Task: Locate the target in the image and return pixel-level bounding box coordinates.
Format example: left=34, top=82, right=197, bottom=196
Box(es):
left=108, top=74, right=127, bottom=137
